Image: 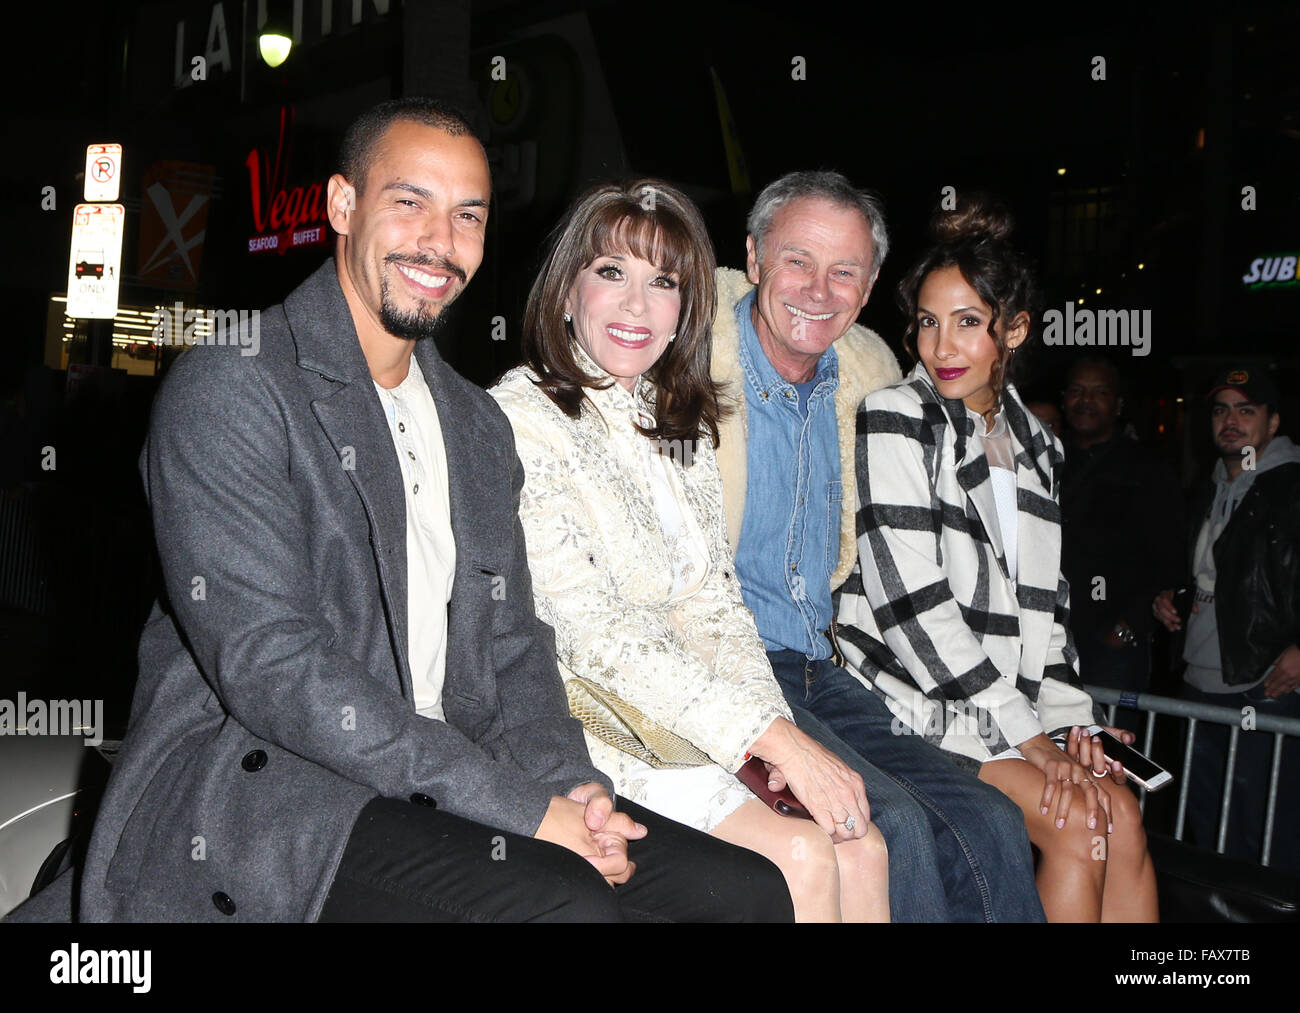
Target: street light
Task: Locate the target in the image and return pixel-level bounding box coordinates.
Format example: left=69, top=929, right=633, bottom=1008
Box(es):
left=241, top=1, right=294, bottom=101
left=259, top=30, right=293, bottom=68
left=256, top=0, right=293, bottom=68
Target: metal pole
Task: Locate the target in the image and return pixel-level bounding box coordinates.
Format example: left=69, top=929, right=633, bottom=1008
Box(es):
left=1262, top=733, right=1284, bottom=867
left=1217, top=725, right=1240, bottom=853
left=1176, top=717, right=1196, bottom=841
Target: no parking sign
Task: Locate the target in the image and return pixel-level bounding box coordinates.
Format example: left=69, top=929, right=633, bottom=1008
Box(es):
left=85, top=143, right=122, bottom=202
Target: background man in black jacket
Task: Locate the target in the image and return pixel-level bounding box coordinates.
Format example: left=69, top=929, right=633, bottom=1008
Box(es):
left=1154, top=366, right=1300, bottom=872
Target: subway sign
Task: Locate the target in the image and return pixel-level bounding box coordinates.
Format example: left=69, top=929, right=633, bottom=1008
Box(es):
left=1241, top=254, right=1300, bottom=288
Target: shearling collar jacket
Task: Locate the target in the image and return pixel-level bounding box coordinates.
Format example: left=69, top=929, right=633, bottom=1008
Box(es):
left=835, top=364, right=1098, bottom=768
left=709, top=267, right=902, bottom=590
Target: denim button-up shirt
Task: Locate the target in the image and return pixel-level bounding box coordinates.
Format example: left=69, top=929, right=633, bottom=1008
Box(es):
left=732, top=290, right=841, bottom=660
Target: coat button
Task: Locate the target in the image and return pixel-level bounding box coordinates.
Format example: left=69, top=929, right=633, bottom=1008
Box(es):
left=409, top=792, right=437, bottom=808
left=212, top=892, right=236, bottom=916
left=241, top=749, right=268, bottom=772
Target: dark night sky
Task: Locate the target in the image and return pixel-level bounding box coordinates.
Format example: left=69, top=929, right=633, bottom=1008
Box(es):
left=3, top=1, right=1298, bottom=400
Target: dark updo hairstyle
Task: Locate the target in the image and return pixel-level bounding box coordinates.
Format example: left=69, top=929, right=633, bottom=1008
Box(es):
left=897, top=194, right=1041, bottom=408
left=522, top=178, right=724, bottom=458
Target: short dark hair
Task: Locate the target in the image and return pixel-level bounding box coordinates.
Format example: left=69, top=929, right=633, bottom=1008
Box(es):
left=522, top=179, right=725, bottom=459
left=338, top=97, right=479, bottom=194
left=1065, top=354, right=1123, bottom=396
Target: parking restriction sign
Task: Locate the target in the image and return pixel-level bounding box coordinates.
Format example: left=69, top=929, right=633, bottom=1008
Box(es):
left=85, top=143, right=122, bottom=202
left=66, top=203, right=125, bottom=318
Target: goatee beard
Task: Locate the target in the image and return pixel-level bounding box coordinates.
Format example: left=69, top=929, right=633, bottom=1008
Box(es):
left=380, top=292, right=450, bottom=342
left=381, top=255, right=466, bottom=341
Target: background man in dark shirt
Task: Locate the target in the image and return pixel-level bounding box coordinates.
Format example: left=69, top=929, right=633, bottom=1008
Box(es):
left=1060, top=356, right=1184, bottom=707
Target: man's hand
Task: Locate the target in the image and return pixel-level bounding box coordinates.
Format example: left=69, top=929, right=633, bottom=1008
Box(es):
left=748, top=717, right=869, bottom=844
left=1264, top=645, right=1300, bottom=699
left=1152, top=590, right=1181, bottom=632
left=534, top=784, right=646, bottom=887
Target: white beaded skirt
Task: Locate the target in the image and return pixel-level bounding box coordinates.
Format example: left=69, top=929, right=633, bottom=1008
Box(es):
left=585, top=730, right=755, bottom=832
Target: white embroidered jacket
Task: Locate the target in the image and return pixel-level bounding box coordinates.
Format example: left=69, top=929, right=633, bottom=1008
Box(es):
left=490, top=359, right=792, bottom=782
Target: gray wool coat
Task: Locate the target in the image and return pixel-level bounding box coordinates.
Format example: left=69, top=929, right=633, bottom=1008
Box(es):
left=79, top=259, right=609, bottom=922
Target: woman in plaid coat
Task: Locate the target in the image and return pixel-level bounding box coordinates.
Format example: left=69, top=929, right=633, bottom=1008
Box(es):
left=835, top=198, right=1157, bottom=921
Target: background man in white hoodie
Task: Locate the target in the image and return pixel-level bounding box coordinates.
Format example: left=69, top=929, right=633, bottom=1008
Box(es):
left=1154, top=366, right=1300, bottom=872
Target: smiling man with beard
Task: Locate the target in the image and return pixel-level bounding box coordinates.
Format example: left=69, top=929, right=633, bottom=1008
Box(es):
left=73, top=98, right=793, bottom=923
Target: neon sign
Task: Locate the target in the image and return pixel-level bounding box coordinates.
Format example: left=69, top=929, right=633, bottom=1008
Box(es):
left=1241, top=254, right=1300, bottom=288
left=245, top=106, right=328, bottom=254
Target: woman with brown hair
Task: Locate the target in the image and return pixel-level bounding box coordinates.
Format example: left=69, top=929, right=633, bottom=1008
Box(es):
left=835, top=196, right=1158, bottom=921
left=490, top=179, right=889, bottom=921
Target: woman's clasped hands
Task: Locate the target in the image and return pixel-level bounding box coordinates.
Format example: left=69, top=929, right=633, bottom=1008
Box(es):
left=1019, top=728, right=1124, bottom=835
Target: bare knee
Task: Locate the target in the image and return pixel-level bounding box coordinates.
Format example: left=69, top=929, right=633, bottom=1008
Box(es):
left=1032, top=804, right=1109, bottom=869
left=1106, top=783, right=1148, bottom=855
left=838, top=822, right=889, bottom=878
left=784, top=828, right=840, bottom=899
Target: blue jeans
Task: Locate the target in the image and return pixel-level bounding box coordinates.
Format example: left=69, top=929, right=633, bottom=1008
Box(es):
left=768, top=650, right=1045, bottom=922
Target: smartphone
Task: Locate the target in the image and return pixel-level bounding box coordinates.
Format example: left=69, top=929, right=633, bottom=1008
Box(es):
left=1172, top=587, right=1193, bottom=626
left=1086, top=725, right=1174, bottom=791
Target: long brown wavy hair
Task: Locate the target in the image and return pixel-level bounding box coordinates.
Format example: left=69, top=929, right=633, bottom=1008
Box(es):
left=522, top=179, right=726, bottom=458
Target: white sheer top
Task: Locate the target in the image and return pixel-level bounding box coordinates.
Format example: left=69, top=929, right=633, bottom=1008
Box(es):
left=980, top=407, right=1019, bottom=586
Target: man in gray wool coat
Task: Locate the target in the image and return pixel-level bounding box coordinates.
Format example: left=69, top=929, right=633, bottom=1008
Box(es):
left=75, top=97, right=793, bottom=923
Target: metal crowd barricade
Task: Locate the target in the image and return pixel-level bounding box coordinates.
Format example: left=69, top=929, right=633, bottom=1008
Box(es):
left=1084, top=684, right=1300, bottom=868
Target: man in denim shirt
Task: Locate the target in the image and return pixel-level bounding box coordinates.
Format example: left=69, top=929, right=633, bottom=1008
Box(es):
left=710, top=171, right=1044, bottom=921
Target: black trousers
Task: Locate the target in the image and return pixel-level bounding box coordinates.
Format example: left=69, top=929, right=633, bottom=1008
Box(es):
left=317, top=796, right=795, bottom=923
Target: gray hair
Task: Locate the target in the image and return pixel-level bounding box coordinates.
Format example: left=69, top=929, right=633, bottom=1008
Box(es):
left=746, top=170, right=889, bottom=280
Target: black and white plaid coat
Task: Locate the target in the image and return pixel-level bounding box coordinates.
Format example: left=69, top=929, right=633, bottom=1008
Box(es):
left=836, top=364, right=1097, bottom=769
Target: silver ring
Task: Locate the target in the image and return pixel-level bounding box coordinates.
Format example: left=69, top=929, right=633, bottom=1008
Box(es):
left=1091, top=768, right=1108, bottom=778
left=843, top=815, right=857, bottom=832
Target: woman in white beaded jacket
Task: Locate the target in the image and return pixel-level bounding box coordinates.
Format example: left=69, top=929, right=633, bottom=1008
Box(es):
left=835, top=196, right=1156, bottom=921
left=490, top=180, right=888, bottom=921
